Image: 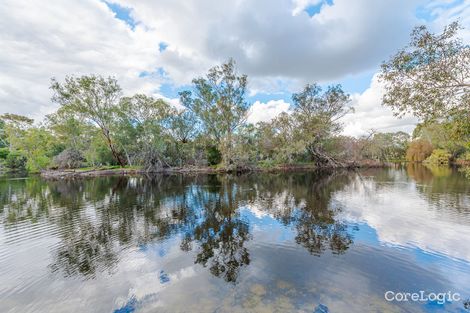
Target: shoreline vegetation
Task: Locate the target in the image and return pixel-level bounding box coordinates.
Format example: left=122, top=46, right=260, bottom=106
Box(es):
left=1, top=22, right=469, bottom=179
left=39, top=160, right=387, bottom=179
left=37, top=159, right=469, bottom=179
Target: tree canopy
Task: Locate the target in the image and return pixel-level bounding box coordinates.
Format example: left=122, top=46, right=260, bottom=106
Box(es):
left=2, top=21, right=470, bottom=174
left=380, top=21, right=469, bottom=121
left=180, top=59, right=249, bottom=168
left=50, top=75, right=125, bottom=166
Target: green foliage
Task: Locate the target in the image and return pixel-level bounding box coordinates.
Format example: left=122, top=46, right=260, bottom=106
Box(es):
left=257, top=159, right=276, bottom=169
left=383, top=22, right=470, bottom=178
left=50, top=75, right=126, bottom=166
left=83, top=132, right=116, bottom=167
left=169, top=108, right=198, bottom=143
left=458, top=151, right=470, bottom=162
left=46, top=107, right=91, bottom=153
left=0, top=113, right=34, bottom=128
left=20, top=128, right=55, bottom=172
left=53, top=148, right=84, bottom=169
left=115, top=94, right=172, bottom=170
left=424, top=149, right=452, bottom=165
left=264, top=83, right=352, bottom=166
left=206, top=145, right=222, bottom=166
left=0, top=118, right=7, bottom=148
left=1, top=113, right=34, bottom=151
left=8, top=47, right=468, bottom=174
left=180, top=59, right=249, bottom=168
left=0, top=147, right=8, bottom=160
left=5, top=151, right=27, bottom=170
left=362, top=132, right=410, bottom=161
left=459, top=166, right=470, bottom=179
left=380, top=21, right=469, bottom=121
left=0, top=114, right=55, bottom=172
left=413, top=121, right=467, bottom=157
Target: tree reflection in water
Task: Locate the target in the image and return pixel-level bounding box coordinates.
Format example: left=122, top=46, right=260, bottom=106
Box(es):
left=0, top=171, right=355, bottom=282
left=179, top=176, right=251, bottom=282
left=241, top=172, right=353, bottom=256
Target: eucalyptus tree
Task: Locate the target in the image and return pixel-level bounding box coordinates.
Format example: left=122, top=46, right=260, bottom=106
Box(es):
left=269, top=112, right=304, bottom=163
left=15, top=127, right=56, bottom=172
left=380, top=21, right=470, bottom=121
left=362, top=132, right=410, bottom=161
left=116, top=94, right=172, bottom=170
left=290, top=84, right=352, bottom=166
left=50, top=75, right=125, bottom=166
left=0, top=114, right=58, bottom=171
left=45, top=107, right=92, bottom=155
left=179, top=59, right=249, bottom=168
left=0, top=113, right=34, bottom=151
left=168, top=108, right=199, bottom=166
left=413, top=121, right=466, bottom=157
left=169, top=108, right=198, bottom=144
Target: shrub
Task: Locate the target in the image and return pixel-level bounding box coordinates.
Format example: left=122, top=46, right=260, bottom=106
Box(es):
left=258, top=159, right=276, bottom=169
left=53, top=148, right=85, bottom=169
left=5, top=151, right=27, bottom=170
left=425, top=149, right=451, bottom=165
left=0, top=147, right=8, bottom=160
left=460, top=166, right=470, bottom=179
left=27, top=155, right=51, bottom=173
left=406, top=139, right=433, bottom=162
left=458, top=151, right=470, bottom=162
left=206, top=145, right=222, bottom=165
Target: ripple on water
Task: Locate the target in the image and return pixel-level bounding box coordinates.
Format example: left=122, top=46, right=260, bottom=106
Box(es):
left=1, top=168, right=470, bottom=312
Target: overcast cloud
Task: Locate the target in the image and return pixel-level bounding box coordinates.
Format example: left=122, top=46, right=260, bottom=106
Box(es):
left=0, top=0, right=468, bottom=135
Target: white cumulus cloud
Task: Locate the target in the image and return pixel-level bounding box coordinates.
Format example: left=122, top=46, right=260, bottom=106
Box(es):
left=247, top=99, right=291, bottom=124
left=341, top=75, right=418, bottom=137
left=0, top=0, right=465, bottom=133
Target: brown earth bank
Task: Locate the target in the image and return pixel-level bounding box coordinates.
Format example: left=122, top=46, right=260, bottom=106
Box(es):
left=39, top=160, right=388, bottom=179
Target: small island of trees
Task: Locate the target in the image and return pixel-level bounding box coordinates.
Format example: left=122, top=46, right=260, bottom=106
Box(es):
left=0, top=22, right=468, bottom=176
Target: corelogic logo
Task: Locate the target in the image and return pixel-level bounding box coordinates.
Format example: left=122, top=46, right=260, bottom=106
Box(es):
left=385, top=290, right=469, bottom=308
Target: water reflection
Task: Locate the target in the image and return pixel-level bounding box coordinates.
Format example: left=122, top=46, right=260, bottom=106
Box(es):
left=0, top=172, right=354, bottom=282
left=243, top=172, right=354, bottom=256
left=2, top=167, right=470, bottom=312
left=338, top=165, right=470, bottom=263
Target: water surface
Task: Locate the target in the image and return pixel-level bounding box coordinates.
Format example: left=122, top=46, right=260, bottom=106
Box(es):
left=1, top=165, right=470, bottom=312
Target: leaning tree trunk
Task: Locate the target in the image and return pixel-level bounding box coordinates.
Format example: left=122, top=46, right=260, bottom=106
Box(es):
left=102, top=128, right=125, bottom=167
left=309, top=145, right=343, bottom=168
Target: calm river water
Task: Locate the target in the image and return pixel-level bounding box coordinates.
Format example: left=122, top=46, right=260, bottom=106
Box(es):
left=1, top=165, right=470, bottom=312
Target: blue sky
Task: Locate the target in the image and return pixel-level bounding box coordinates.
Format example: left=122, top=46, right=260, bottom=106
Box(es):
left=101, top=0, right=468, bottom=135
left=0, top=0, right=468, bottom=136
left=104, top=0, right=379, bottom=96
left=103, top=0, right=384, bottom=120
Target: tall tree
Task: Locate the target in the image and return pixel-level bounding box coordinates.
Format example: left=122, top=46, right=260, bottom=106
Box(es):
left=50, top=75, right=125, bottom=166
left=380, top=21, right=469, bottom=121
left=291, top=84, right=352, bottom=166
left=0, top=113, right=34, bottom=151
left=362, top=132, right=410, bottom=161
left=180, top=59, right=249, bottom=168
left=46, top=107, right=90, bottom=152
left=169, top=109, right=198, bottom=144
left=167, top=108, right=199, bottom=167
left=15, top=127, right=55, bottom=172
left=116, top=94, right=171, bottom=170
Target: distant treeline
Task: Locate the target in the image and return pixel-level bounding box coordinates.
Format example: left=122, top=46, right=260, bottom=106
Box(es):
left=0, top=22, right=468, bottom=173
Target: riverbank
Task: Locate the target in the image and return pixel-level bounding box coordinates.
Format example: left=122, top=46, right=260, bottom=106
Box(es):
left=39, top=160, right=387, bottom=179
